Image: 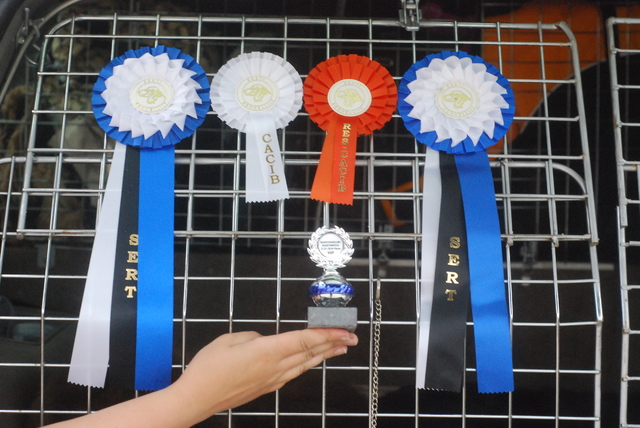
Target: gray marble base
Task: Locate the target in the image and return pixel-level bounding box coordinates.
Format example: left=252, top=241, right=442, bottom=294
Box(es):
left=307, top=307, right=357, bottom=332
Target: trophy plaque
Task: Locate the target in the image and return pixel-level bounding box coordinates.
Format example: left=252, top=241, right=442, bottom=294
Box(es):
left=307, top=226, right=357, bottom=332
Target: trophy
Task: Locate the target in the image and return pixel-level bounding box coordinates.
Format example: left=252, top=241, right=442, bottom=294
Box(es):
left=307, top=226, right=357, bottom=332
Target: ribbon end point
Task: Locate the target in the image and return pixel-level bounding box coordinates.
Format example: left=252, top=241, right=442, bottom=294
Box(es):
left=478, top=389, right=514, bottom=394
left=246, top=197, right=289, bottom=203
left=310, top=195, right=328, bottom=203
left=310, top=195, right=354, bottom=206
left=66, top=379, right=106, bottom=389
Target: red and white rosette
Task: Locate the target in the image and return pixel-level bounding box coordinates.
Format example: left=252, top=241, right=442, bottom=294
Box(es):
left=304, top=54, right=397, bottom=205
left=211, top=52, right=303, bottom=202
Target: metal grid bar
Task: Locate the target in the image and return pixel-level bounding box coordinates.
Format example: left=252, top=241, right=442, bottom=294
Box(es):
left=607, top=16, right=640, bottom=428
left=0, top=8, right=602, bottom=428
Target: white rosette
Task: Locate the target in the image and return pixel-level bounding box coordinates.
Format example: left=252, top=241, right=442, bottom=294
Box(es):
left=101, top=52, right=203, bottom=143
left=404, top=55, right=510, bottom=149
left=210, top=52, right=303, bottom=202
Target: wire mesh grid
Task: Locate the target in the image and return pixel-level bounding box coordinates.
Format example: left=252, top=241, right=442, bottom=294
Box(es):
left=0, top=8, right=603, bottom=428
left=607, top=16, right=640, bottom=428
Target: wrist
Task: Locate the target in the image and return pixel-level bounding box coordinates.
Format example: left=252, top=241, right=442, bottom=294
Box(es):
left=167, top=375, right=222, bottom=426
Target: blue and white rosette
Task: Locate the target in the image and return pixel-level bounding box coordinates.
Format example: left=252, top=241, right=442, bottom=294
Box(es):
left=210, top=52, right=303, bottom=203
left=93, top=45, right=210, bottom=148
left=69, top=46, right=210, bottom=391
left=399, top=51, right=514, bottom=394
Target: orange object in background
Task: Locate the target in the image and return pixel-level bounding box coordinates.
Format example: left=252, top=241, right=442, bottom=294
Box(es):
left=380, top=2, right=640, bottom=226
left=380, top=177, right=423, bottom=227
left=483, top=1, right=607, bottom=149
left=616, top=6, right=640, bottom=50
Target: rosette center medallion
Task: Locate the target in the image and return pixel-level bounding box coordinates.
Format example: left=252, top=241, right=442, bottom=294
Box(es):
left=235, top=75, right=280, bottom=112
left=130, top=78, right=175, bottom=114
left=327, top=79, right=372, bottom=117
left=435, top=81, right=479, bottom=119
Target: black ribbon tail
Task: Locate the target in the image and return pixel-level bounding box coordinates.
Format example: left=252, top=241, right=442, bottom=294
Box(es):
left=106, top=145, right=140, bottom=388
left=424, top=151, right=471, bottom=392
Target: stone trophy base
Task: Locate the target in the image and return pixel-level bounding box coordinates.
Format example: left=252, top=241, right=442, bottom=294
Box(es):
left=307, top=307, right=357, bottom=332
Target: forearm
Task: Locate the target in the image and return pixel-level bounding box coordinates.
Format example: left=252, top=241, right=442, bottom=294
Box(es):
left=44, top=329, right=357, bottom=428
left=45, top=384, right=204, bottom=428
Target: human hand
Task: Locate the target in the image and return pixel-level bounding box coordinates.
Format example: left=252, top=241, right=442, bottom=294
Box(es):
left=169, top=328, right=358, bottom=425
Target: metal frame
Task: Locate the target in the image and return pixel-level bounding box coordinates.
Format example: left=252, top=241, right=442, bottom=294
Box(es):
left=607, top=16, right=640, bottom=428
left=0, top=8, right=602, bottom=428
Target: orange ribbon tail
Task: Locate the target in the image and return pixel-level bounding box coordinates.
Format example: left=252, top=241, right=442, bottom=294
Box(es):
left=310, top=115, right=358, bottom=205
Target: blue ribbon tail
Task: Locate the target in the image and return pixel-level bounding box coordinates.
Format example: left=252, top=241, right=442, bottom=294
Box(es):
left=136, top=146, right=174, bottom=390
left=455, top=150, right=514, bottom=393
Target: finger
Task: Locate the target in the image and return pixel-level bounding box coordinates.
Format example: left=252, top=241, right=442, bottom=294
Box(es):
left=278, top=339, right=349, bottom=370
left=278, top=344, right=348, bottom=383
left=268, top=329, right=357, bottom=358
left=218, top=331, right=262, bottom=347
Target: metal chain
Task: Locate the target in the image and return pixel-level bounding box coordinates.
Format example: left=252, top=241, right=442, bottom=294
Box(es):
left=371, top=293, right=382, bottom=428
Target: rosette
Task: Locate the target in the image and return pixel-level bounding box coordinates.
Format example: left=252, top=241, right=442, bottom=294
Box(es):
left=210, top=52, right=302, bottom=202
left=399, top=51, right=514, bottom=394
left=399, top=50, right=514, bottom=154
left=93, top=45, right=210, bottom=148
left=69, top=46, right=210, bottom=391
left=304, top=54, right=397, bottom=205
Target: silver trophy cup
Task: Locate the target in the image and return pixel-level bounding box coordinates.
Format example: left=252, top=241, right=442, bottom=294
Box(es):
left=307, top=226, right=357, bottom=332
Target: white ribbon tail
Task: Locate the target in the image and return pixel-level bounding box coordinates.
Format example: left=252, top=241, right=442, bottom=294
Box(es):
left=245, top=114, right=289, bottom=202
left=68, top=142, right=127, bottom=387
left=416, top=146, right=441, bottom=389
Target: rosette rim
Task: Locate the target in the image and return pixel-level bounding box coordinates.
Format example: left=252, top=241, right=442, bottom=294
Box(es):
left=92, top=45, right=211, bottom=149
left=398, top=50, right=515, bottom=154
left=209, top=51, right=303, bottom=132
left=303, top=54, right=397, bottom=135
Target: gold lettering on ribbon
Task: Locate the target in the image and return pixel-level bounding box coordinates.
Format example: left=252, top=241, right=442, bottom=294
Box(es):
left=445, top=236, right=460, bottom=302
left=444, top=237, right=462, bottom=301
left=338, top=123, right=351, bottom=193
left=447, top=254, right=460, bottom=266
left=262, top=134, right=280, bottom=185
left=445, top=289, right=457, bottom=301
left=445, top=271, right=459, bottom=284
left=127, top=251, right=138, bottom=263
left=124, top=285, right=137, bottom=298
left=124, top=234, right=138, bottom=298
left=125, top=268, right=138, bottom=281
